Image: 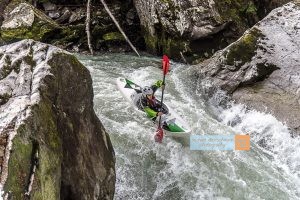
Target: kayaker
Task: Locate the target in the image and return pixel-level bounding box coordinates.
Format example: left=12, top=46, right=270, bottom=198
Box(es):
left=136, top=80, right=165, bottom=120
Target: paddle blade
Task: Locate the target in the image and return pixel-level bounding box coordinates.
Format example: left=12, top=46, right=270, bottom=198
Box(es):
left=162, top=55, right=170, bottom=75
left=154, top=127, right=164, bottom=143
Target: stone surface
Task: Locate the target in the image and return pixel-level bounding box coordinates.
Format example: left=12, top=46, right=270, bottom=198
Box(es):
left=134, top=0, right=252, bottom=59
left=133, top=0, right=289, bottom=62
left=193, top=1, right=300, bottom=135
left=1, top=2, right=60, bottom=42
left=0, top=39, right=115, bottom=199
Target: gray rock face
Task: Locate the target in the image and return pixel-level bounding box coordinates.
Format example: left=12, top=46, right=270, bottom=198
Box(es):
left=134, top=0, right=224, bottom=40
left=133, top=0, right=290, bottom=62
left=133, top=0, right=227, bottom=60
left=194, top=2, right=300, bottom=135
left=0, top=39, right=115, bottom=199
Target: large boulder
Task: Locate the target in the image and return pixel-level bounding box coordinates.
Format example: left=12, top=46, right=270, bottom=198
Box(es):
left=133, top=0, right=289, bottom=62
left=1, top=2, right=59, bottom=42
left=0, top=39, right=115, bottom=199
left=193, top=1, right=300, bottom=135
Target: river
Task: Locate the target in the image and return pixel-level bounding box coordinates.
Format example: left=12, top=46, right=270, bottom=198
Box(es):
left=77, top=53, right=300, bottom=200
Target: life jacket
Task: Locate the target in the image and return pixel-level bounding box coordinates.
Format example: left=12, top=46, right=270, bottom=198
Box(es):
left=146, top=96, right=157, bottom=109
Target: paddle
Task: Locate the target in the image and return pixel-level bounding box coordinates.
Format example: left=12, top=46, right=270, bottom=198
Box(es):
left=154, top=55, right=170, bottom=143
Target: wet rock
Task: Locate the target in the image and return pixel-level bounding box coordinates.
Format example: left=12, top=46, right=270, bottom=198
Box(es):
left=0, top=39, right=115, bottom=199
left=194, top=2, right=300, bottom=135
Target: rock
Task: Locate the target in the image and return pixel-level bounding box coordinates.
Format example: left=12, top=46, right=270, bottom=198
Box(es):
left=42, top=2, right=57, bottom=12
left=133, top=0, right=289, bottom=62
left=133, top=0, right=223, bottom=60
left=0, top=39, right=115, bottom=199
left=55, top=7, right=72, bottom=24
left=194, top=2, right=300, bottom=135
left=256, top=0, right=291, bottom=17
left=126, top=8, right=136, bottom=26
left=48, top=10, right=60, bottom=19
left=1, top=2, right=60, bottom=42
left=0, top=0, right=10, bottom=25
left=69, top=8, right=85, bottom=24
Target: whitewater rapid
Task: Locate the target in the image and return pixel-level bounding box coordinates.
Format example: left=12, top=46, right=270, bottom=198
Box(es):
left=78, top=53, right=300, bottom=200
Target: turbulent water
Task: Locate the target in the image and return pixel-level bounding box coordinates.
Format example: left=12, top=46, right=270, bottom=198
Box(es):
left=78, top=53, right=300, bottom=200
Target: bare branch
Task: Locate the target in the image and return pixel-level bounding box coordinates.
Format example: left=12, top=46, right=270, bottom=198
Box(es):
left=100, top=0, right=140, bottom=57
left=86, top=0, right=94, bottom=55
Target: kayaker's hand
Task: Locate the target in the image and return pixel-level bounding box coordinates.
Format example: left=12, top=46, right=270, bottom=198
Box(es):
left=157, top=112, right=163, bottom=116
left=161, top=84, right=165, bottom=90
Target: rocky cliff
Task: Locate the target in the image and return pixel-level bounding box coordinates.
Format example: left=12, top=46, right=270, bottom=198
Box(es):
left=0, top=39, right=115, bottom=199
left=133, top=0, right=289, bottom=62
left=193, top=1, right=300, bottom=135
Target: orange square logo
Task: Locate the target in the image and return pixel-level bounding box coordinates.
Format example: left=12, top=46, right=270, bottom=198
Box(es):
left=235, top=135, right=250, bottom=150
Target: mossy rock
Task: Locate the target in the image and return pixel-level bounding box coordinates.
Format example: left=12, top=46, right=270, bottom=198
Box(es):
left=224, top=27, right=264, bottom=67
left=3, top=101, right=62, bottom=199
left=1, top=3, right=60, bottom=42
left=144, top=32, right=189, bottom=59
left=49, top=24, right=85, bottom=47
left=4, top=133, right=33, bottom=199
left=214, top=0, right=259, bottom=29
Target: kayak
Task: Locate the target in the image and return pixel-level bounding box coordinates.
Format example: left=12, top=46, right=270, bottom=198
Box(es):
left=116, top=77, right=191, bottom=137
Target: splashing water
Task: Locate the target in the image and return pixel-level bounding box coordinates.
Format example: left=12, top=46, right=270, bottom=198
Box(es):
left=78, top=53, right=300, bottom=200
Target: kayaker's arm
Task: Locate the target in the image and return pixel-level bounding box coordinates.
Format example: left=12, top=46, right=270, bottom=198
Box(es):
left=151, top=80, right=164, bottom=94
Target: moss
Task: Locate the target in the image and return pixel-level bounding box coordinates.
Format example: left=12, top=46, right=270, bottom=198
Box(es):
left=164, top=37, right=189, bottom=58
left=50, top=25, right=85, bottom=46
left=28, top=102, right=62, bottom=199
left=32, top=146, right=61, bottom=200
left=3, top=99, right=62, bottom=199
left=225, top=28, right=263, bottom=67
left=102, top=32, right=125, bottom=41
left=2, top=19, right=57, bottom=41
left=214, top=0, right=258, bottom=28
left=4, top=126, right=33, bottom=199
left=143, top=33, right=158, bottom=54
left=1, top=3, right=59, bottom=42
left=38, top=102, right=61, bottom=150
left=144, top=31, right=189, bottom=59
